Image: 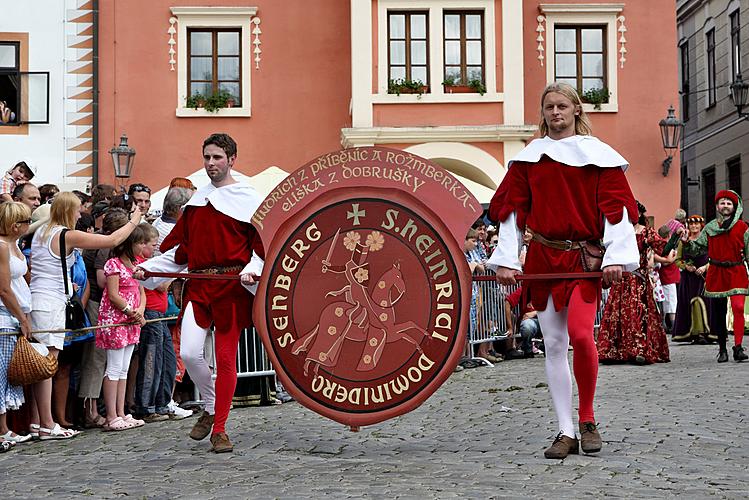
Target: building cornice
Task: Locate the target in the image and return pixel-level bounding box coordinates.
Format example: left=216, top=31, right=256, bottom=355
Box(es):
left=340, top=125, right=538, bottom=148
left=170, top=6, right=257, bottom=17
left=539, top=3, right=624, bottom=14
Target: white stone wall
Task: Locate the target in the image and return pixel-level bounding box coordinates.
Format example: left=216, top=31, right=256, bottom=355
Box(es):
left=0, top=0, right=91, bottom=192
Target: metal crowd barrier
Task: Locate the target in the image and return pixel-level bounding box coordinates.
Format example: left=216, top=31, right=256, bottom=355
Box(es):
left=469, top=269, right=610, bottom=348
left=471, top=269, right=521, bottom=346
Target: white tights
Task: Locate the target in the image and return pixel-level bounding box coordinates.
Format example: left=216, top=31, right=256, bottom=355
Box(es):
left=180, top=302, right=215, bottom=414
left=536, top=295, right=575, bottom=438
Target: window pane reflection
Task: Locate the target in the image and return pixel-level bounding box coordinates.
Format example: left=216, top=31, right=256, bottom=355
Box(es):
left=555, top=29, right=576, bottom=52
left=445, top=15, right=460, bottom=39
left=466, top=15, right=482, bottom=38
left=445, top=40, right=461, bottom=65
left=582, top=54, right=603, bottom=77
left=555, top=54, right=577, bottom=77
left=218, top=57, right=239, bottom=80
left=466, top=41, right=482, bottom=65
left=190, top=57, right=212, bottom=81
left=217, top=32, right=239, bottom=56
left=390, top=41, right=405, bottom=65
left=581, top=29, right=602, bottom=52
left=190, top=32, right=212, bottom=56
left=411, top=15, right=426, bottom=39
left=390, top=15, right=405, bottom=38
left=411, top=41, right=426, bottom=65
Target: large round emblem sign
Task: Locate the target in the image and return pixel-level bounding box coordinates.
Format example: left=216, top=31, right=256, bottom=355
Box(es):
left=253, top=147, right=480, bottom=427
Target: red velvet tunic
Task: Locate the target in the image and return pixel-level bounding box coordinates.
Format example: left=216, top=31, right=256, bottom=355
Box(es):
left=489, top=157, right=638, bottom=311
left=704, top=220, right=749, bottom=296
left=161, top=202, right=264, bottom=331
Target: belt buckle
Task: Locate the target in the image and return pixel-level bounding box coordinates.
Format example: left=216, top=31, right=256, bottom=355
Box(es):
left=564, top=240, right=573, bottom=251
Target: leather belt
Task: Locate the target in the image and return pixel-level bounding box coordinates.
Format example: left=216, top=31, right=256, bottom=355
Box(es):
left=707, top=258, right=745, bottom=268
left=191, top=265, right=243, bottom=274
left=531, top=231, right=586, bottom=251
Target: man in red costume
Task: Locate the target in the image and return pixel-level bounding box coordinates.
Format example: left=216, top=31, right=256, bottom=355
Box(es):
left=135, top=133, right=264, bottom=453
left=681, top=189, right=749, bottom=363
left=489, top=82, right=639, bottom=459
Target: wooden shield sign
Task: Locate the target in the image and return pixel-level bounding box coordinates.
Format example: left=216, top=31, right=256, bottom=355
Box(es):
left=253, top=147, right=480, bottom=427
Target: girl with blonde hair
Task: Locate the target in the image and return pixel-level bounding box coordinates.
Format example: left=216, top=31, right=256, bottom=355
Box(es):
left=28, top=191, right=141, bottom=440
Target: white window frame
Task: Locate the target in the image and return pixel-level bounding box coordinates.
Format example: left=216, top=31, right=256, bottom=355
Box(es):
left=171, top=6, right=256, bottom=118
left=375, top=0, right=502, bottom=104
left=540, top=3, right=623, bottom=113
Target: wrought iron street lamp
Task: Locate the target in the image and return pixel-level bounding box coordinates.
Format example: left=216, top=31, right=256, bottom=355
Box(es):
left=659, top=106, right=684, bottom=177
left=730, top=73, right=749, bottom=120
left=109, top=133, right=136, bottom=192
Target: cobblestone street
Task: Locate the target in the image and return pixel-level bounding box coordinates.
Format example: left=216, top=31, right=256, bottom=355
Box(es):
left=2, top=341, right=747, bottom=499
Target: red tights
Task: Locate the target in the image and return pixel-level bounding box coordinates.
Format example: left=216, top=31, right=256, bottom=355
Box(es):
left=212, top=326, right=241, bottom=434
left=567, top=287, right=599, bottom=423
left=730, top=295, right=745, bottom=346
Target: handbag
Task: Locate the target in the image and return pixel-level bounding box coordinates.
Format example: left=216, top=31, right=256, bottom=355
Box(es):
left=60, top=229, right=90, bottom=331
left=579, top=240, right=606, bottom=273
left=8, top=335, right=58, bottom=385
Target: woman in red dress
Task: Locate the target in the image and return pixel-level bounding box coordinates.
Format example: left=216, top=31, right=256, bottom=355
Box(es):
left=597, top=202, right=671, bottom=364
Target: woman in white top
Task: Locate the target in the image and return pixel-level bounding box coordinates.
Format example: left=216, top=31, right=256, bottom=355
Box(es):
left=0, top=202, right=34, bottom=446
left=29, top=192, right=141, bottom=439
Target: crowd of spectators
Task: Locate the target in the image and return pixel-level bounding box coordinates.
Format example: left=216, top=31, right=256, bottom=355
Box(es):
left=0, top=163, right=204, bottom=450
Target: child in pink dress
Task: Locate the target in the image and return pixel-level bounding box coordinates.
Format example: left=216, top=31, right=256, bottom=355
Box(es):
left=98, top=225, right=147, bottom=431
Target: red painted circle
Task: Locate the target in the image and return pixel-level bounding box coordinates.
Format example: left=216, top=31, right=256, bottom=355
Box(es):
left=255, top=188, right=470, bottom=427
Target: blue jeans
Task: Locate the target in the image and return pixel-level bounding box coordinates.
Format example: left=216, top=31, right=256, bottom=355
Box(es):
left=135, top=310, right=177, bottom=415
left=518, top=317, right=541, bottom=354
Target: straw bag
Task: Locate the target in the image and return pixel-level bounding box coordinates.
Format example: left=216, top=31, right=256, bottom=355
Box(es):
left=8, top=336, right=58, bottom=386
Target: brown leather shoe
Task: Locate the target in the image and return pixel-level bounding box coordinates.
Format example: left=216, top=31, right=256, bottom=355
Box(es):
left=210, top=432, right=233, bottom=453
left=544, top=432, right=579, bottom=459
left=579, top=421, right=602, bottom=453
left=189, top=411, right=214, bottom=441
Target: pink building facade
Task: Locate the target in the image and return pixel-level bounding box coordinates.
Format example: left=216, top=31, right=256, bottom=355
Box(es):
left=96, top=0, right=680, bottom=221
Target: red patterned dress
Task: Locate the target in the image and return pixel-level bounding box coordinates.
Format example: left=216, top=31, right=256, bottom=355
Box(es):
left=597, top=226, right=670, bottom=364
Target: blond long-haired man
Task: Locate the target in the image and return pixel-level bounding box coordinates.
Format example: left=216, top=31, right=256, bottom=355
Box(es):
left=488, top=82, right=639, bottom=458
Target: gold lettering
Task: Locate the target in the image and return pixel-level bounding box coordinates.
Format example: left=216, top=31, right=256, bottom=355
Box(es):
left=399, top=218, right=418, bottom=241
left=429, top=259, right=448, bottom=280
left=381, top=209, right=398, bottom=230
left=415, top=235, right=434, bottom=255
left=271, top=294, right=288, bottom=311
left=431, top=330, right=449, bottom=342
left=435, top=312, right=452, bottom=330
left=290, top=239, right=310, bottom=259
left=348, top=387, right=361, bottom=405
left=276, top=332, right=293, bottom=347
left=274, top=275, right=291, bottom=291
left=370, top=385, right=384, bottom=403
left=334, top=385, right=348, bottom=403
left=322, top=378, right=337, bottom=400
left=435, top=280, right=453, bottom=301
left=272, top=316, right=288, bottom=330
left=282, top=255, right=299, bottom=273
left=390, top=375, right=410, bottom=395
left=418, top=353, right=435, bottom=371
left=306, top=222, right=321, bottom=242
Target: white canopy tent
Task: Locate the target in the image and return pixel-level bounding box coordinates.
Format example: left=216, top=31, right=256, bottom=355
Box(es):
left=148, top=166, right=290, bottom=213
left=148, top=165, right=494, bottom=215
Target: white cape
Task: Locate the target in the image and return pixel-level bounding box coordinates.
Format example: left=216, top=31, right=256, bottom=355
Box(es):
left=186, top=181, right=263, bottom=223
left=509, top=135, right=629, bottom=171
